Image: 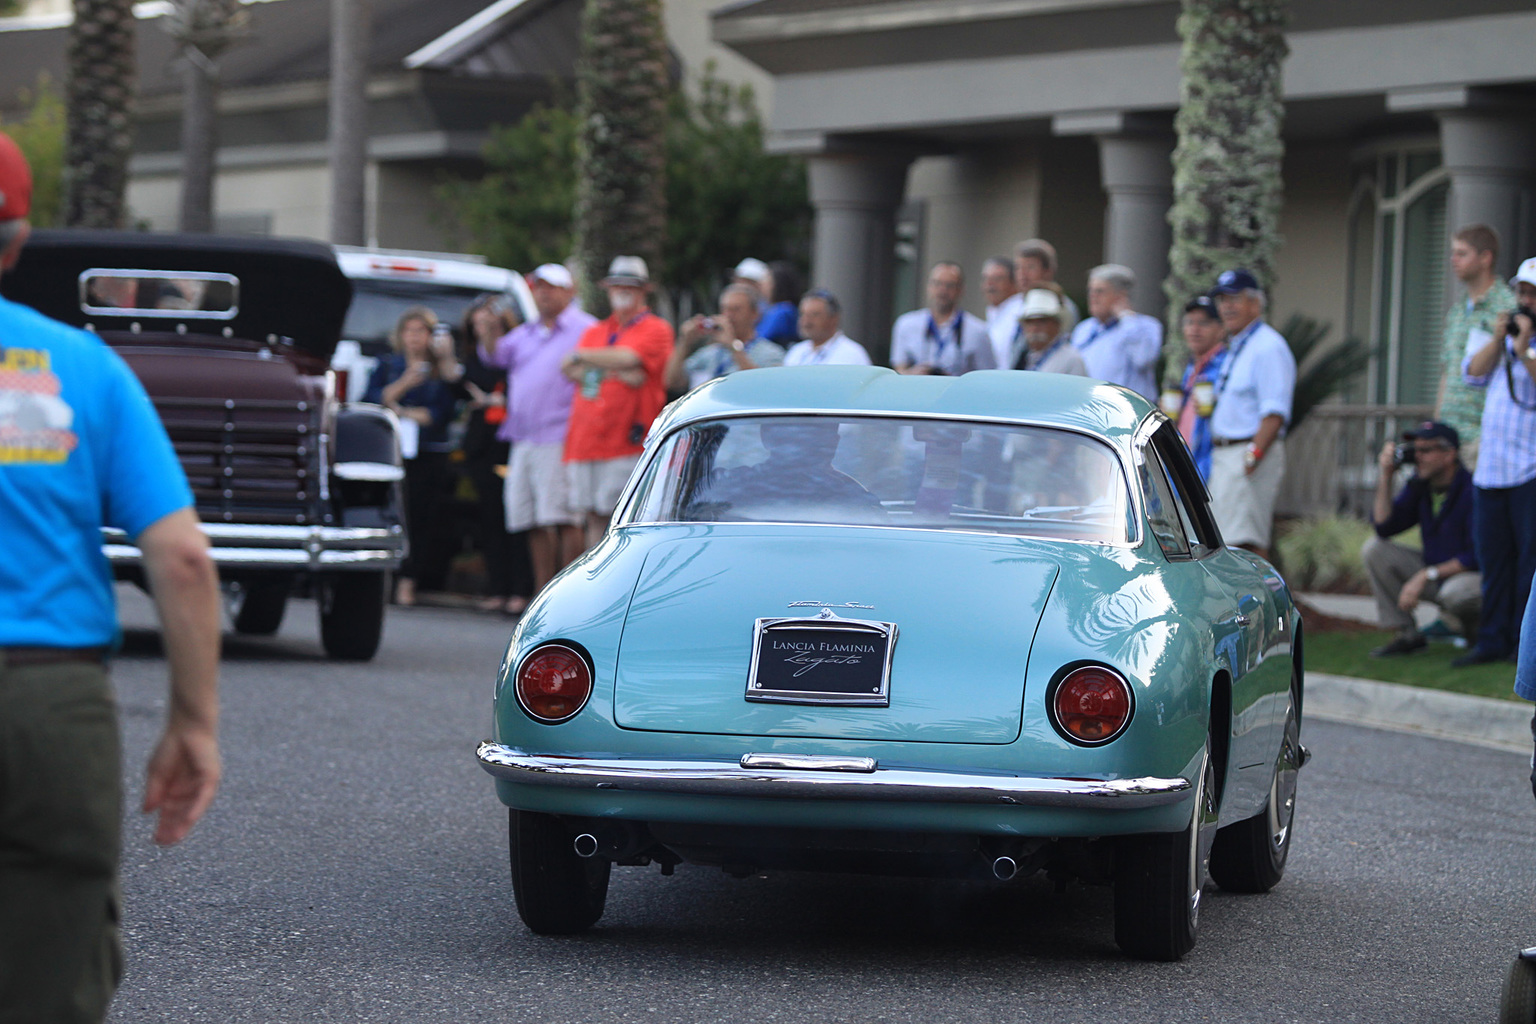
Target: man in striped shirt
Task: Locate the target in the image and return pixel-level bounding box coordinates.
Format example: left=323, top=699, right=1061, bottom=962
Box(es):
left=1454, top=256, right=1536, bottom=666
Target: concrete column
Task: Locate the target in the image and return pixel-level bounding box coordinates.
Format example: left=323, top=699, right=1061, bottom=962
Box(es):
left=807, top=152, right=913, bottom=363
left=1096, top=132, right=1174, bottom=318
left=1439, top=112, right=1536, bottom=278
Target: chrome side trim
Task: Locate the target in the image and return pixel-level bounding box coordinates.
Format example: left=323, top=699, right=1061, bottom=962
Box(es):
left=476, top=743, right=1191, bottom=808
left=739, top=753, right=877, bottom=772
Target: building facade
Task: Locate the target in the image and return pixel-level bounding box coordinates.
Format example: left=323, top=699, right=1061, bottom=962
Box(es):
left=713, top=0, right=1536, bottom=398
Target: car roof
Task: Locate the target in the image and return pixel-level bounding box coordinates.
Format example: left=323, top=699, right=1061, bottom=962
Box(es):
left=653, top=366, right=1157, bottom=444
left=2, top=229, right=351, bottom=358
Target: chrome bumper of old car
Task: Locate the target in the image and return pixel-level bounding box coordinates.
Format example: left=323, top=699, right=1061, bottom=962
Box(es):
left=102, top=523, right=405, bottom=572
left=476, top=743, right=1192, bottom=809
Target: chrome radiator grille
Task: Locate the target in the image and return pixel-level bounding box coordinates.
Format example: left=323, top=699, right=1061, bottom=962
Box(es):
left=155, top=396, right=324, bottom=525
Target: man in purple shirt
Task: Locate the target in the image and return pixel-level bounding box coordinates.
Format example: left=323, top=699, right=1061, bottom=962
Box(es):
left=481, top=263, right=597, bottom=592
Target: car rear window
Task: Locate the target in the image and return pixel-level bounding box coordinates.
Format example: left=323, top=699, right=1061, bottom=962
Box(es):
left=342, top=279, right=500, bottom=355
left=624, top=416, right=1133, bottom=543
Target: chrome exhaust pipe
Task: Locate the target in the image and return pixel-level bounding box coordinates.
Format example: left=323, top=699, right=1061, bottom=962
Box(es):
left=572, top=833, right=600, bottom=858
left=992, top=855, right=1017, bottom=881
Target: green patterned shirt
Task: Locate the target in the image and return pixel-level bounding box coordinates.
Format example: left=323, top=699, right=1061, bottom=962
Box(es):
left=1439, top=279, right=1517, bottom=444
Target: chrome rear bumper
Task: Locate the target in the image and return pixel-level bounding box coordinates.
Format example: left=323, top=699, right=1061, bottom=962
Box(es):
left=103, top=523, right=404, bottom=572
left=476, top=742, right=1192, bottom=809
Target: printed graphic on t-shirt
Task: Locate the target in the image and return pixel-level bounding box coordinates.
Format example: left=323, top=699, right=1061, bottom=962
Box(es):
left=0, top=347, right=78, bottom=463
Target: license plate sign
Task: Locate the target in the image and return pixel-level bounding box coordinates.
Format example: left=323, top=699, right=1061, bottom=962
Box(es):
left=746, top=616, right=897, bottom=706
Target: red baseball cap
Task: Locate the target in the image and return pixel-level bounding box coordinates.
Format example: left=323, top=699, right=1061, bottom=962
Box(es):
left=0, top=131, right=33, bottom=221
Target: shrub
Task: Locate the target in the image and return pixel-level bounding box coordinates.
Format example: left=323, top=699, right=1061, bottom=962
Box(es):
left=1274, top=515, right=1418, bottom=594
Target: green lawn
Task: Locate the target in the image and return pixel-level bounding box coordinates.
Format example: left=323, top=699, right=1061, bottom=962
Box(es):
left=1305, top=629, right=1522, bottom=701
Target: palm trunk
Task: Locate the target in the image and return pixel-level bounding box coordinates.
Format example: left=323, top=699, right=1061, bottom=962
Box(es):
left=170, top=0, right=244, bottom=233
left=329, top=0, right=371, bottom=246
left=1161, top=0, right=1290, bottom=378
left=573, top=0, right=669, bottom=308
left=64, top=0, right=136, bottom=228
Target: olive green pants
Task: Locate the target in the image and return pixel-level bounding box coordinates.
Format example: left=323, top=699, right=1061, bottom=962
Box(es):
left=0, top=658, right=122, bottom=1024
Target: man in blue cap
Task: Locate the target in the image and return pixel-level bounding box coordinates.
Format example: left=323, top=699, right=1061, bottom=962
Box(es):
left=1204, top=268, right=1296, bottom=560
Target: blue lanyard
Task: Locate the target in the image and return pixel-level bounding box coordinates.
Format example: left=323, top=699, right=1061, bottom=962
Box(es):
left=1078, top=316, right=1117, bottom=349
left=927, top=313, right=958, bottom=366
left=1215, top=320, right=1260, bottom=396
left=607, top=312, right=646, bottom=347
left=1024, top=335, right=1069, bottom=370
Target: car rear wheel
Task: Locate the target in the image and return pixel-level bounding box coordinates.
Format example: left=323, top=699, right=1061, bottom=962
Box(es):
left=1500, top=953, right=1536, bottom=1024
left=508, top=810, right=610, bottom=935
left=233, top=579, right=289, bottom=636
left=1210, top=675, right=1301, bottom=894
left=318, top=571, right=387, bottom=661
left=1114, top=740, right=1218, bottom=961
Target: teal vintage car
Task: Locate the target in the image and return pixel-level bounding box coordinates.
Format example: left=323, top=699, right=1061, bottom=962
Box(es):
left=476, top=366, right=1305, bottom=961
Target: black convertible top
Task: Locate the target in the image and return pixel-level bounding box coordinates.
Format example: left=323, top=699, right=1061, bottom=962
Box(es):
left=0, top=229, right=353, bottom=359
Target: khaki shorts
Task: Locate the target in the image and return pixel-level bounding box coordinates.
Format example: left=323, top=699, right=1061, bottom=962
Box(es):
left=566, top=454, right=641, bottom=517
left=1208, top=438, right=1286, bottom=549
left=504, top=442, right=578, bottom=531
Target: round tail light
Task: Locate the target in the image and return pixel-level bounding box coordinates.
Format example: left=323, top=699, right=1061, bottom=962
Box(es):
left=515, top=644, right=593, bottom=723
left=1051, top=666, right=1133, bottom=745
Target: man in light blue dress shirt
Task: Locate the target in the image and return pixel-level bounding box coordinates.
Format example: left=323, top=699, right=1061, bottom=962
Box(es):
left=1070, top=264, right=1163, bottom=400
left=890, top=261, right=996, bottom=376
left=1205, top=268, right=1296, bottom=560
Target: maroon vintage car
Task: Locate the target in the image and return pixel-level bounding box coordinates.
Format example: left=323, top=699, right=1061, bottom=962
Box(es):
left=1, top=230, right=406, bottom=660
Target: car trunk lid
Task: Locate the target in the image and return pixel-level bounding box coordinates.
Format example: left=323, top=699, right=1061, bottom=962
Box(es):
left=613, top=528, right=1059, bottom=744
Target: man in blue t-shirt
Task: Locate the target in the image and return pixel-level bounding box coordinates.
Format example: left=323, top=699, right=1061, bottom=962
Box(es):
left=0, top=133, right=222, bottom=1024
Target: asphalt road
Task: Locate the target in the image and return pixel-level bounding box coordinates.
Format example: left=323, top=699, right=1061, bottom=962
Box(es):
left=104, top=587, right=1536, bottom=1024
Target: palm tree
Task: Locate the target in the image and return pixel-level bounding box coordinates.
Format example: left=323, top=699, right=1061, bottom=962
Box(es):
left=64, top=0, right=136, bottom=228
left=329, top=0, right=371, bottom=246
left=166, top=0, right=248, bottom=232
left=1161, top=0, right=1290, bottom=378
left=572, top=0, right=669, bottom=308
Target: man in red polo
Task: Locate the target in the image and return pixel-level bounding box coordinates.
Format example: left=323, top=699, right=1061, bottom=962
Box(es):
left=561, top=255, right=674, bottom=548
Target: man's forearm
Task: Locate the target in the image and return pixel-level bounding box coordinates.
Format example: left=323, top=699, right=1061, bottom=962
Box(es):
left=1254, top=414, right=1285, bottom=453
left=575, top=347, right=643, bottom=370
left=139, top=509, right=221, bottom=730
left=1372, top=473, right=1394, bottom=526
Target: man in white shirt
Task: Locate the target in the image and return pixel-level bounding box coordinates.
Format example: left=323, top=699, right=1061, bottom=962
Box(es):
left=1071, top=264, right=1163, bottom=399
left=890, top=261, right=996, bottom=376
left=1205, top=268, right=1297, bottom=560
left=783, top=289, right=872, bottom=367
left=1015, top=238, right=1079, bottom=333
left=1012, top=289, right=1088, bottom=375
left=982, top=256, right=1023, bottom=370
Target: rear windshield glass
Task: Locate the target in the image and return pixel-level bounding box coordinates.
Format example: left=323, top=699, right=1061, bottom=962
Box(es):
left=342, top=279, right=505, bottom=355
left=625, top=416, right=1132, bottom=543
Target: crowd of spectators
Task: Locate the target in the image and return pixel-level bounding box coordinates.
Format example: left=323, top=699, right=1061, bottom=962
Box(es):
left=383, top=237, right=1321, bottom=611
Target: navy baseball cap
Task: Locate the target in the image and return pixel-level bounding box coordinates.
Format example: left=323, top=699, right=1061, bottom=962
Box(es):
left=1402, top=420, right=1460, bottom=449
left=1183, top=295, right=1220, bottom=320
left=1212, top=268, right=1261, bottom=294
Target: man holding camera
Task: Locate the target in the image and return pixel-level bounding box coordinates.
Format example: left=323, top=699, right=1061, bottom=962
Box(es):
left=1455, top=256, right=1536, bottom=666
left=1362, top=422, right=1480, bottom=657
left=665, top=283, right=785, bottom=394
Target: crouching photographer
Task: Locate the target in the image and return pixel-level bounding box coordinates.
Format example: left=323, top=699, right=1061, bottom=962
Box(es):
left=1363, top=421, right=1481, bottom=656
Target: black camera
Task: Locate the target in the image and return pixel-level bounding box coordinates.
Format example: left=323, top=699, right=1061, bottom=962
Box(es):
left=1505, top=306, right=1535, bottom=337
left=1393, top=442, right=1415, bottom=467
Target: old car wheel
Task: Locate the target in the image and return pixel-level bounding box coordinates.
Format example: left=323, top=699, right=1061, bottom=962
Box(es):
left=1114, top=741, right=1218, bottom=961
left=1210, top=677, right=1301, bottom=894
left=233, top=580, right=289, bottom=636
left=318, top=572, right=387, bottom=661
left=508, top=810, right=610, bottom=935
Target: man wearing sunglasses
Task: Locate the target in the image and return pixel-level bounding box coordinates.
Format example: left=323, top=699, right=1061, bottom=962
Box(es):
left=1362, top=421, right=1480, bottom=657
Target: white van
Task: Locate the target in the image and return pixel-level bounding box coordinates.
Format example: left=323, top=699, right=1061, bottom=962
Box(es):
left=331, top=246, right=538, bottom=403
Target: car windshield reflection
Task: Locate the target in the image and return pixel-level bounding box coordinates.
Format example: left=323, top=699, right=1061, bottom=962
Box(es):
left=628, top=415, right=1131, bottom=542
